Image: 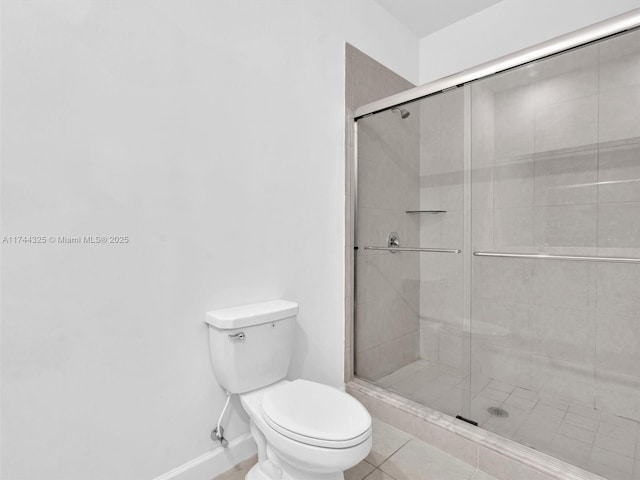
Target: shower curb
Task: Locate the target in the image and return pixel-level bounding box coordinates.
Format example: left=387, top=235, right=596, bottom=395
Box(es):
left=347, top=379, right=606, bottom=480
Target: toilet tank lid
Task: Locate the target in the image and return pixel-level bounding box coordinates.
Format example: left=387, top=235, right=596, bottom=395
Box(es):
left=205, top=300, right=298, bottom=329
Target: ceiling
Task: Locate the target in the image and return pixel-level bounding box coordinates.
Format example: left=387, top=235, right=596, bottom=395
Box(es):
left=373, top=0, right=504, bottom=38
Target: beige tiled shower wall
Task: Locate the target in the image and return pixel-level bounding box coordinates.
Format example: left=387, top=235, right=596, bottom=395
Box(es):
left=417, top=88, right=467, bottom=371
left=345, top=44, right=417, bottom=381
left=469, top=29, right=640, bottom=421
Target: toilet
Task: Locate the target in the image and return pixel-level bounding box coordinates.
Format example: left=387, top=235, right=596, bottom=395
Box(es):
left=206, top=300, right=372, bottom=480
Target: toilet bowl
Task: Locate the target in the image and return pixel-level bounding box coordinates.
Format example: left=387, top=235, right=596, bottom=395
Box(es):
left=205, top=300, right=372, bottom=480
left=241, top=379, right=372, bottom=480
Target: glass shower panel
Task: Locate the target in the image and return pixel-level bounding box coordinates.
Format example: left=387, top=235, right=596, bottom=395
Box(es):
left=355, top=107, right=422, bottom=383
left=355, top=88, right=468, bottom=419
left=470, top=28, right=640, bottom=480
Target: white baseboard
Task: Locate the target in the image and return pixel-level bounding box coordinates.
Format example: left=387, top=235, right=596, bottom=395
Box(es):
left=152, top=433, right=257, bottom=480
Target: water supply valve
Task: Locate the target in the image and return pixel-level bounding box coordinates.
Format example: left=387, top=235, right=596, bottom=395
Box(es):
left=211, top=425, right=228, bottom=448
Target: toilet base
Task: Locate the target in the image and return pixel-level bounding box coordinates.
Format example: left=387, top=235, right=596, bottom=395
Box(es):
left=246, top=463, right=270, bottom=480
left=245, top=462, right=344, bottom=480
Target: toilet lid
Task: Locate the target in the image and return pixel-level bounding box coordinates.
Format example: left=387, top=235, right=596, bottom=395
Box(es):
left=261, top=379, right=372, bottom=448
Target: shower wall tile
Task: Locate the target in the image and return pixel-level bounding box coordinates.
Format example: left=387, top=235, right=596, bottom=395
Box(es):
left=402, top=331, right=421, bottom=365
left=380, top=289, right=417, bottom=340
left=356, top=301, right=381, bottom=352
left=346, top=44, right=413, bottom=109
left=440, top=124, right=465, bottom=168
left=440, top=210, right=463, bottom=248
left=419, top=95, right=441, bottom=134
left=379, top=156, right=418, bottom=211
left=533, top=45, right=598, bottom=104
left=531, top=354, right=595, bottom=408
left=473, top=299, right=530, bottom=351
left=534, top=94, right=598, bottom=152
left=440, top=89, right=465, bottom=132
left=533, top=204, right=597, bottom=248
left=357, top=156, right=382, bottom=209
left=473, top=342, right=533, bottom=390
left=420, top=278, right=442, bottom=319
left=600, top=49, right=640, bottom=92
left=493, top=160, right=534, bottom=208
left=598, top=28, right=640, bottom=67
left=471, top=84, right=495, bottom=166
left=405, top=214, right=420, bottom=247
left=356, top=346, right=382, bottom=380
left=531, top=306, right=595, bottom=363
left=379, top=336, right=410, bottom=376
left=418, top=215, right=442, bottom=248
left=378, top=252, right=419, bottom=337
left=440, top=179, right=464, bottom=212
left=419, top=184, right=441, bottom=211
left=356, top=254, right=381, bottom=305
left=358, top=115, right=405, bottom=168
left=531, top=261, right=591, bottom=310
left=438, top=332, right=464, bottom=370
left=473, top=257, right=531, bottom=304
left=599, top=29, right=640, bottom=92
left=596, top=263, right=640, bottom=317
left=471, top=165, right=493, bottom=210
left=420, top=319, right=440, bottom=362
left=599, top=85, right=640, bottom=143
left=533, top=149, right=598, bottom=206
left=420, top=124, right=441, bottom=168
left=493, top=207, right=534, bottom=247
left=356, top=255, right=384, bottom=309
left=494, top=86, right=535, bottom=160
left=357, top=207, right=403, bottom=253
left=471, top=208, right=494, bottom=250
left=597, top=203, right=640, bottom=248
left=439, top=277, right=464, bottom=328
left=596, top=312, right=640, bottom=379
left=598, top=142, right=640, bottom=203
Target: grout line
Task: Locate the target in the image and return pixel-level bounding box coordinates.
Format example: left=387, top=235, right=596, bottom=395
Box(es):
left=363, top=467, right=399, bottom=480
left=371, top=439, right=411, bottom=480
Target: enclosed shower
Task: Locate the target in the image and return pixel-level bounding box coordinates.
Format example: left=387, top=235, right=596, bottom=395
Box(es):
left=353, top=21, right=640, bottom=480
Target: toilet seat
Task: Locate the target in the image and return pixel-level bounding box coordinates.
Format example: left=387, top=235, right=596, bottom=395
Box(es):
left=260, top=379, right=372, bottom=449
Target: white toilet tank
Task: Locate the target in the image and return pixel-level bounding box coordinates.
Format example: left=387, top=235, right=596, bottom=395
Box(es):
left=205, top=300, right=298, bottom=394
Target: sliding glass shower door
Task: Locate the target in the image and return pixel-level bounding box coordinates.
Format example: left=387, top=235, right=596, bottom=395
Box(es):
left=355, top=88, right=470, bottom=419
left=355, top=25, right=640, bottom=480
left=469, top=29, right=640, bottom=479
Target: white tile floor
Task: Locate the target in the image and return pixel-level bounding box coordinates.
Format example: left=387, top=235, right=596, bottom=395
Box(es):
left=213, top=419, right=497, bottom=480
left=376, top=359, right=640, bottom=480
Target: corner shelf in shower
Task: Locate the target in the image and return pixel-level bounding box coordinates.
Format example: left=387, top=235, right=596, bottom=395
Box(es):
left=405, top=210, right=447, bottom=214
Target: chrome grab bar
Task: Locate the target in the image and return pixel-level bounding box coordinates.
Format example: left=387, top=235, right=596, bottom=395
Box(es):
left=473, top=251, right=640, bottom=264
left=364, top=246, right=461, bottom=254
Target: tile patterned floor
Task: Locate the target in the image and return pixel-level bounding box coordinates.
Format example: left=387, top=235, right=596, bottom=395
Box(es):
left=213, top=419, right=497, bottom=480
left=376, top=359, right=640, bottom=480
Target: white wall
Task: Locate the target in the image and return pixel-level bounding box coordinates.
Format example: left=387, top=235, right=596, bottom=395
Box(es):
left=419, top=0, right=640, bottom=84
left=0, top=1, right=418, bottom=479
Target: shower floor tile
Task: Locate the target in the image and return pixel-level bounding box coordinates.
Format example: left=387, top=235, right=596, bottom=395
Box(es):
left=375, top=359, right=640, bottom=480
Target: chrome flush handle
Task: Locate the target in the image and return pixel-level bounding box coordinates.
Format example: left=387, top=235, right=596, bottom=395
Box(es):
left=228, top=332, right=245, bottom=341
